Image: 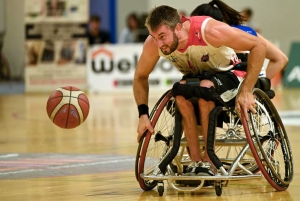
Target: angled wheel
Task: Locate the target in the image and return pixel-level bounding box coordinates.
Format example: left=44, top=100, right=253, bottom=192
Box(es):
left=242, top=88, right=293, bottom=190
left=135, top=90, right=176, bottom=190
left=215, top=185, right=222, bottom=196
left=214, top=109, right=259, bottom=174
left=157, top=182, right=164, bottom=196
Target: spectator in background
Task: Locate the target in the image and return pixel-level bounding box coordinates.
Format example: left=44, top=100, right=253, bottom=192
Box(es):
left=241, top=7, right=261, bottom=33
left=178, top=10, right=187, bottom=18
left=88, top=15, right=111, bottom=45
left=119, top=13, right=140, bottom=43
left=190, top=1, right=287, bottom=80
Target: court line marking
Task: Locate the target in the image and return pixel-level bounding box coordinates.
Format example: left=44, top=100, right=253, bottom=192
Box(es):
left=0, top=158, right=135, bottom=175
left=279, top=110, right=300, bottom=116
left=0, top=154, right=19, bottom=158
left=279, top=110, right=300, bottom=126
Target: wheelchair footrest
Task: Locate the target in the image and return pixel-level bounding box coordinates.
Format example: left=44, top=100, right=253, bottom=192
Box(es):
left=175, top=179, right=214, bottom=187
left=140, top=173, right=262, bottom=181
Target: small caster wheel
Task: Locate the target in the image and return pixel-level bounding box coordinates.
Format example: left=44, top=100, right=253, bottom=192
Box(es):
left=215, top=185, right=222, bottom=196
left=157, top=181, right=164, bottom=196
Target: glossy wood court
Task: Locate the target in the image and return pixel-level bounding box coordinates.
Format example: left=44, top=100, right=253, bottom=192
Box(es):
left=0, top=87, right=299, bottom=201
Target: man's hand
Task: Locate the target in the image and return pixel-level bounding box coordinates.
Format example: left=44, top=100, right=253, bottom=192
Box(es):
left=235, top=89, right=256, bottom=121
left=137, top=114, right=154, bottom=142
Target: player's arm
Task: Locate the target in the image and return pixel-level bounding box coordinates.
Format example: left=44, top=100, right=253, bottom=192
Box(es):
left=204, top=19, right=267, bottom=116
left=257, top=33, right=288, bottom=79
left=133, top=35, right=160, bottom=106
left=133, top=35, right=160, bottom=142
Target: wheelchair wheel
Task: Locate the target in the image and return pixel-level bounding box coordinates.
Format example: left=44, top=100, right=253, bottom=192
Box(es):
left=135, top=90, right=176, bottom=190
left=243, top=88, right=293, bottom=191
left=214, top=112, right=259, bottom=174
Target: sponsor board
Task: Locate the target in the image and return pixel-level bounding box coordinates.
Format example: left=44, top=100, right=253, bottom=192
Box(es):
left=87, top=44, right=182, bottom=92
left=283, top=42, right=300, bottom=88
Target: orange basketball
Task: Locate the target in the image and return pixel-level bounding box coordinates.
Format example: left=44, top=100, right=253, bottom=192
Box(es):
left=46, top=86, right=89, bottom=129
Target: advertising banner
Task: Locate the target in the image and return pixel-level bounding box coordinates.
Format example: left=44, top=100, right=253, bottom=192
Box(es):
left=283, top=42, right=300, bottom=88
left=87, top=44, right=182, bottom=93
left=24, top=0, right=88, bottom=92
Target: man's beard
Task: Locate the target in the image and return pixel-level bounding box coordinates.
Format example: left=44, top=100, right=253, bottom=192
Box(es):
left=161, top=32, right=179, bottom=55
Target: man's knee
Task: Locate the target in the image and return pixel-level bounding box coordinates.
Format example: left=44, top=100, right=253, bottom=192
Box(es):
left=199, top=81, right=215, bottom=103
left=200, top=79, right=214, bottom=88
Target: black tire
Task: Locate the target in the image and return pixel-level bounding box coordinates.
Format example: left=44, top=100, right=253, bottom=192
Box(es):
left=158, top=183, right=164, bottom=196
left=136, top=91, right=176, bottom=191
left=243, top=88, right=293, bottom=190
left=215, top=185, right=222, bottom=196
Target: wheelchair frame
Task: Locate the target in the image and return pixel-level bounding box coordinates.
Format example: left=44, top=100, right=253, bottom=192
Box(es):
left=135, top=88, right=293, bottom=196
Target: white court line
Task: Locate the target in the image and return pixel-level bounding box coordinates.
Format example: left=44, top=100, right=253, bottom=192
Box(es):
left=0, top=154, right=19, bottom=158
left=279, top=110, right=300, bottom=116
left=279, top=110, right=300, bottom=126
left=0, top=157, right=135, bottom=175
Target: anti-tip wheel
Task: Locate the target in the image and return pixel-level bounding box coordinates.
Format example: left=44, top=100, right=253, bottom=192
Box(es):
left=215, top=185, right=222, bottom=196
left=157, top=182, right=164, bottom=196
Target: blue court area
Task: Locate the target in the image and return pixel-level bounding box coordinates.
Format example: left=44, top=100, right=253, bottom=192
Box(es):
left=0, top=153, right=134, bottom=179
left=0, top=81, right=24, bottom=94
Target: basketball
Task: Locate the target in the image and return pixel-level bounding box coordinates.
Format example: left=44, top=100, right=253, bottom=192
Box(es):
left=46, top=86, right=90, bottom=129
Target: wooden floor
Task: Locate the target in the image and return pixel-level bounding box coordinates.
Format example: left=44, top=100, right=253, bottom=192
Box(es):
left=0, top=87, right=300, bottom=201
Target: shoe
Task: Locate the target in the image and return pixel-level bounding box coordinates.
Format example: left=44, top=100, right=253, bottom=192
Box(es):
left=196, top=167, right=215, bottom=176
left=183, top=161, right=215, bottom=176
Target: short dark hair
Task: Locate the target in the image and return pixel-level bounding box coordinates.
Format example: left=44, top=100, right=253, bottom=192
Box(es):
left=145, top=5, right=181, bottom=32
left=90, top=15, right=101, bottom=23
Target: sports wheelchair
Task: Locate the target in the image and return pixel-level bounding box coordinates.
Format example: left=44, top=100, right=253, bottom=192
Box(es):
left=135, top=77, right=294, bottom=196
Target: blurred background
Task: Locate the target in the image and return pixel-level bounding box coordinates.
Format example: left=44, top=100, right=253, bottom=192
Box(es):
left=0, top=2, right=300, bottom=199
left=1, top=0, right=300, bottom=93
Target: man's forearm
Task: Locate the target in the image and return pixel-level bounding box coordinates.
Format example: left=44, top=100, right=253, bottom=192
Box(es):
left=133, top=77, right=149, bottom=106
left=241, top=44, right=266, bottom=91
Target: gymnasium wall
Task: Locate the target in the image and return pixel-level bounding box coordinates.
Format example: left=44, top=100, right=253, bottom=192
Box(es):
left=2, top=0, right=25, bottom=79
left=144, top=0, right=300, bottom=56
left=2, top=0, right=300, bottom=79
left=0, top=1, right=5, bottom=34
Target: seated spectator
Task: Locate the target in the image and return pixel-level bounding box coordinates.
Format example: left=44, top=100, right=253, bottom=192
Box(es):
left=88, top=15, right=111, bottom=45
left=119, top=13, right=140, bottom=43
left=241, top=7, right=261, bottom=33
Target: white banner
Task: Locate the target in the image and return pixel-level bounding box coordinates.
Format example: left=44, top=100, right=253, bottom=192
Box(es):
left=24, top=0, right=88, bottom=92
left=87, top=44, right=182, bottom=93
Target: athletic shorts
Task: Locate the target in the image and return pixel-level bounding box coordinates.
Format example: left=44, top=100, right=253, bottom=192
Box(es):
left=183, top=70, right=241, bottom=106
left=181, top=71, right=241, bottom=125
left=210, top=71, right=241, bottom=105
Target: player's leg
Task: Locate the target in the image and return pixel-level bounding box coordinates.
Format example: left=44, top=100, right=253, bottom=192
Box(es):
left=198, top=80, right=215, bottom=163
left=196, top=80, right=217, bottom=176
left=199, top=72, right=241, bottom=169
left=175, top=95, right=202, bottom=162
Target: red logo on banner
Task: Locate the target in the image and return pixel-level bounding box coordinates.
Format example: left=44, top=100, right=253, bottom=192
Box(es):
left=91, top=48, right=113, bottom=59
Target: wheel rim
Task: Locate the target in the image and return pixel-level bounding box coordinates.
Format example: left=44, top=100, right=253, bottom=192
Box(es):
left=243, top=89, right=293, bottom=190
left=137, top=93, right=176, bottom=190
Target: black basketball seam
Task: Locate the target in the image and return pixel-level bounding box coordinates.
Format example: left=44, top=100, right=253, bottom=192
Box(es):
left=64, top=87, right=72, bottom=128
left=47, top=91, right=63, bottom=102
left=76, top=96, right=89, bottom=106
left=52, top=103, right=69, bottom=124
left=48, top=94, right=89, bottom=106
left=47, top=96, right=63, bottom=102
